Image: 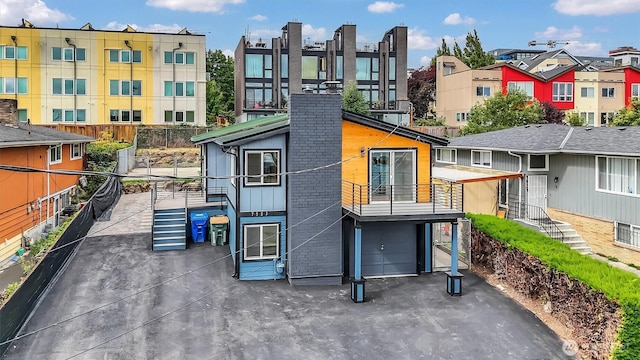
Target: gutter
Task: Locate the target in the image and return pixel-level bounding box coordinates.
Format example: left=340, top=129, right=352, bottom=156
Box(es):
left=0, top=139, right=93, bottom=148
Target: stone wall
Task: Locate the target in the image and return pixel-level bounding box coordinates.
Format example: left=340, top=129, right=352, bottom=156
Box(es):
left=135, top=148, right=200, bottom=168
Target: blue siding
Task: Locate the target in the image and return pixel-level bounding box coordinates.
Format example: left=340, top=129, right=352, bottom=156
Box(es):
left=238, top=216, right=286, bottom=280
left=239, top=135, right=287, bottom=212
left=228, top=205, right=237, bottom=265
left=205, top=144, right=237, bottom=206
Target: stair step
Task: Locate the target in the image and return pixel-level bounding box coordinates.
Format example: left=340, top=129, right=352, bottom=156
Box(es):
left=155, top=208, right=186, bottom=213
left=154, top=213, right=185, bottom=218
left=153, top=243, right=187, bottom=251
left=154, top=224, right=186, bottom=229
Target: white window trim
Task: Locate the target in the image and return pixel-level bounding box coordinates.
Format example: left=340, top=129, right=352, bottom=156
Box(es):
left=527, top=154, right=549, bottom=171
left=507, top=81, right=534, bottom=99
left=49, top=144, right=62, bottom=165
left=552, top=82, right=573, bottom=102
left=498, top=179, right=509, bottom=208
left=601, top=87, right=616, bottom=98
left=632, top=83, right=640, bottom=101
left=244, top=150, right=281, bottom=186
left=230, top=151, right=237, bottom=187
left=243, top=223, right=280, bottom=261
left=471, top=150, right=492, bottom=168
left=614, top=221, right=640, bottom=249
left=595, top=156, right=639, bottom=198
left=70, top=143, right=83, bottom=160
left=435, top=148, right=457, bottom=164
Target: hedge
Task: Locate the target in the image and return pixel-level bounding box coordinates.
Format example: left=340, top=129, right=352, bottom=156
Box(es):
left=467, top=214, right=640, bottom=360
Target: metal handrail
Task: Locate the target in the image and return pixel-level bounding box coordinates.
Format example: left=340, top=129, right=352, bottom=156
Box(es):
left=151, top=182, right=157, bottom=249
left=510, top=201, right=565, bottom=242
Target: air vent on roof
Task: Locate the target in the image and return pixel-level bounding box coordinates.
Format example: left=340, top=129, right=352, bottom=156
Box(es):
left=585, top=128, right=592, bottom=131
left=535, top=125, right=542, bottom=128
left=618, top=127, right=626, bottom=131
left=524, top=125, right=530, bottom=128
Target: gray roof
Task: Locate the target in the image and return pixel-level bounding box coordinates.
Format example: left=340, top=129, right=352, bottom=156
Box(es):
left=518, top=49, right=583, bottom=71
left=0, top=123, right=94, bottom=148
left=533, top=65, right=574, bottom=80
left=448, top=124, right=640, bottom=157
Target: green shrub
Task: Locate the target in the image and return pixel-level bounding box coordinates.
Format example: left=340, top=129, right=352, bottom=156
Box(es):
left=467, top=214, right=640, bottom=359
left=2, top=281, right=20, bottom=298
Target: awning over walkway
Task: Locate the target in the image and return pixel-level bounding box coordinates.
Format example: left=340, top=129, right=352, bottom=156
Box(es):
left=432, top=165, right=522, bottom=184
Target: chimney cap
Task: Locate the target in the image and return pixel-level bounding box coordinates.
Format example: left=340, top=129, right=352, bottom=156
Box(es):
left=302, top=84, right=314, bottom=93
left=322, top=80, right=341, bottom=93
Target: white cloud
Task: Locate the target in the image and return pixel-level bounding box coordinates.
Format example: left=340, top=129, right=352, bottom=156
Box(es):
left=534, top=25, right=582, bottom=40
left=443, top=13, right=476, bottom=25
left=103, top=21, right=183, bottom=33
left=222, top=49, right=234, bottom=59
left=407, top=28, right=438, bottom=50
left=367, top=1, right=404, bottom=13
left=145, top=0, right=244, bottom=13
left=249, top=14, right=267, bottom=21
left=0, top=0, right=72, bottom=26
left=565, top=42, right=606, bottom=56
left=419, top=56, right=431, bottom=67
left=248, top=28, right=280, bottom=39
left=553, top=0, right=640, bottom=15
left=302, top=24, right=327, bottom=41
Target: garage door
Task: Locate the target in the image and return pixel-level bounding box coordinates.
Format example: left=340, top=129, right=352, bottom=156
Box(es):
left=360, top=223, right=416, bottom=277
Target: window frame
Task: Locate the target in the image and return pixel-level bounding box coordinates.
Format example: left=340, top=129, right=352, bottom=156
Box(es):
left=476, top=85, right=491, bottom=97
left=435, top=148, right=457, bottom=164
left=614, top=222, right=640, bottom=249
left=632, top=83, right=640, bottom=101
left=601, top=87, right=615, bottom=98
left=527, top=154, right=549, bottom=171
left=243, top=223, right=280, bottom=261
left=507, top=81, right=534, bottom=100
left=70, top=143, right=83, bottom=160
left=595, top=156, right=638, bottom=197
left=580, top=86, right=594, bottom=98
left=552, top=82, right=573, bottom=102
left=244, top=150, right=281, bottom=186
left=498, top=179, right=509, bottom=208
left=471, top=150, right=492, bottom=168
left=49, top=144, right=62, bottom=165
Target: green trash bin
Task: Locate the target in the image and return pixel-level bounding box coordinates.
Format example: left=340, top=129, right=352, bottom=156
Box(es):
left=209, top=216, right=229, bottom=246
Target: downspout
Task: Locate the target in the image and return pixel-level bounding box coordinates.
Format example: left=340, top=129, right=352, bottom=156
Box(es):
left=172, top=42, right=183, bottom=122
left=234, top=146, right=241, bottom=278
left=65, top=38, right=77, bottom=123
left=11, top=35, right=17, bottom=101
left=124, top=40, right=133, bottom=123
left=47, top=147, right=51, bottom=224
left=508, top=151, right=523, bottom=218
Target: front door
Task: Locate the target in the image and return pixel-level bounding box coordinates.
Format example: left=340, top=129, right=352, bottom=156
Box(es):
left=370, top=150, right=416, bottom=203
left=527, top=175, right=547, bottom=219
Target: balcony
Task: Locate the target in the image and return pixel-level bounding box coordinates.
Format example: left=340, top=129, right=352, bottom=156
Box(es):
left=341, top=181, right=464, bottom=218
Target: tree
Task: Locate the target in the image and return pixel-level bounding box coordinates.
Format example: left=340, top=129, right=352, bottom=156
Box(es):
left=342, top=81, right=370, bottom=116
left=460, top=90, right=545, bottom=135
left=610, top=100, right=640, bottom=126
left=541, top=102, right=566, bottom=124
left=460, top=30, right=495, bottom=69
left=205, top=49, right=234, bottom=122
left=566, top=113, right=585, bottom=127
left=430, top=38, right=452, bottom=66
left=407, top=65, right=436, bottom=119
left=453, top=42, right=464, bottom=62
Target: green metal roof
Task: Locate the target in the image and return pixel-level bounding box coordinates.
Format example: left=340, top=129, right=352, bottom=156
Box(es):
left=191, top=114, right=289, bottom=144
left=213, top=120, right=290, bottom=145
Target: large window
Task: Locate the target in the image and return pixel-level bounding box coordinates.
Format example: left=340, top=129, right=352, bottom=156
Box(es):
left=245, top=150, right=280, bottom=186
left=476, top=86, right=491, bottom=97
left=436, top=148, right=457, bottom=164
left=615, top=222, right=640, bottom=249
left=246, top=54, right=264, bottom=78
left=552, top=82, right=573, bottom=102
left=632, top=84, right=639, bottom=101
left=0, top=77, right=27, bottom=94
left=53, top=78, right=85, bottom=95
left=4, top=46, right=27, bottom=60
left=281, top=53, right=288, bottom=78
left=579, top=112, right=595, bottom=126
left=471, top=150, right=491, bottom=168
left=53, top=109, right=85, bottom=122
left=49, top=145, right=62, bottom=165
left=336, top=55, right=343, bottom=80
left=243, top=223, right=279, bottom=260
left=601, top=87, right=615, bottom=98
left=356, top=57, right=378, bottom=81
left=163, top=81, right=194, bottom=97
left=597, top=156, right=637, bottom=195
left=52, top=47, right=86, bottom=61
left=580, top=87, right=594, bottom=98
left=507, top=81, right=534, bottom=99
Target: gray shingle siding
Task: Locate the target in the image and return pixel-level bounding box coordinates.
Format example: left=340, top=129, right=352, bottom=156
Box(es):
left=287, top=93, right=343, bottom=285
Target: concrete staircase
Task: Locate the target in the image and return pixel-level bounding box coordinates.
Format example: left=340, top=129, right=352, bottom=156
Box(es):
left=517, top=219, right=592, bottom=255
left=152, top=208, right=187, bottom=251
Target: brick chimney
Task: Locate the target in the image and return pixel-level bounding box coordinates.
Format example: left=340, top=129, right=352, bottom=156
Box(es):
left=0, top=99, right=18, bottom=125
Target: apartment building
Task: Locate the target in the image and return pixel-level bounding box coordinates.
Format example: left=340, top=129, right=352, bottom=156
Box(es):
left=0, top=20, right=206, bottom=125
left=234, top=22, right=409, bottom=124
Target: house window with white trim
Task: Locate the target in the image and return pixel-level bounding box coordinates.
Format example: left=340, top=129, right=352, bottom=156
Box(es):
left=615, top=222, right=640, bottom=249
left=49, top=145, right=62, bottom=165
left=580, top=87, right=594, bottom=98
left=632, top=84, right=639, bottom=101
left=601, top=87, right=615, bottom=98
left=471, top=150, right=491, bottom=168
left=456, top=112, right=468, bottom=122
left=507, top=81, right=534, bottom=99
left=230, top=152, right=236, bottom=187
left=476, top=86, right=491, bottom=97
left=245, top=150, right=280, bottom=186
left=244, top=223, right=279, bottom=260
left=596, top=156, right=637, bottom=195
left=579, top=112, right=595, bottom=126
left=528, top=154, right=548, bottom=171
left=498, top=179, right=509, bottom=207
left=436, top=148, right=457, bottom=164
left=552, top=82, right=573, bottom=102
left=71, top=143, right=83, bottom=160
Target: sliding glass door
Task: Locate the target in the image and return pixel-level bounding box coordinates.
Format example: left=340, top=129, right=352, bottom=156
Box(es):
left=370, top=150, right=416, bottom=203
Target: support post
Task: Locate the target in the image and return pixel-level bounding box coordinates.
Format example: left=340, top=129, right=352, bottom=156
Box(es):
left=351, top=222, right=366, bottom=303
left=446, top=221, right=464, bottom=296
left=424, top=223, right=432, bottom=273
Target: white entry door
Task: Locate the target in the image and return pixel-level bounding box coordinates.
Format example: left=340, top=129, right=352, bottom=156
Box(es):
left=527, top=175, right=547, bottom=219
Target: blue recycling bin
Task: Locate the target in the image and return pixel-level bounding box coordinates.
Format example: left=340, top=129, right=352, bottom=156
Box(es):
left=190, top=213, right=209, bottom=243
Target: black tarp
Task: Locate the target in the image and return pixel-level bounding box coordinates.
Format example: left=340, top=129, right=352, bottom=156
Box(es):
left=0, top=175, right=122, bottom=356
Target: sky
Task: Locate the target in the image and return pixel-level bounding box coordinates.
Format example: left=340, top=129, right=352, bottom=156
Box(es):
left=0, top=0, right=639, bottom=68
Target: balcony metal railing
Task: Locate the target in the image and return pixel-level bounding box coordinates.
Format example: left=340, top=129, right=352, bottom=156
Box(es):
left=508, top=201, right=565, bottom=242
left=341, top=180, right=463, bottom=216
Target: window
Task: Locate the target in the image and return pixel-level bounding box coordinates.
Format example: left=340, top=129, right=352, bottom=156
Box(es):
left=528, top=154, right=548, bottom=171
left=498, top=179, right=509, bottom=207
left=4, top=78, right=15, bottom=93
left=16, top=46, right=27, bottom=60
left=17, top=109, right=27, bottom=122
left=121, top=50, right=131, bottom=63
left=132, top=50, right=142, bottom=63
left=110, top=109, right=119, bottom=122
left=245, top=150, right=280, bottom=186
left=52, top=109, right=62, bottom=122
left=132, top=80, right=141, bottom=96
left=580, top=87, right=594, bottom=98
left=476, top=86, right=491, bottom=97
left=76, top=79, right=86, bottom=95
left=186, top=82, right=195, bottom=96
left=54, top=47, right=85, bottom=61
left=456, top=112, right=468, bottom=122
left=64, top=109, right=74, bottom=122
left=1, top=78, right=27, bottom=94
left=49, top=145, right=62, bottom=165
left=121, top=81, right=130, bottom=96
left=436, top=148, right=457, bottom=164
left=164, top=110, right=173, bottom=123
left=600, top=112, right=615, bottom=126
left=230, top=152, right=236, bottom=187
left=164, top=51, right=173, bottom=64
left=597, top=156, right=637, bottom=195
left=602, top=87, right=615, bottom=98
left=185, top=52, right=195, bottom=64
left=109, top=49, right=119, bottom=62
left=444, top=66, right=452, bottom=75
left=615, top=222, right=640, bottom=249
left=336, top=55, right=343, bottom=80
left=471, top=150, right=491, bottom=168
left=53, top=78, right=63, bottom=94
left=52, top=47, right=62, bottom=60
left=175, top=111, right=184, bottom=122
left=76, top=109, right=86, bottom=122
left=389, top=57, right=396, bottom=80
left=508, top=81, right=534, bottom=99
left=243, top=224, right=279, bottom=260
left=164, top=81, right=173, bottom=96
left=176, top=82, right=184, bottom=96
left=579, top=112, right=595, bottom=126
left=133, top=110, right=142, bottom=122
left=71, top=143, right=83, bottom=160
left=552, top=82, right=573, bottom=102
left=4, top=46, right=15, bottom=59
left=632, top=84, right=639, bottom=101
left=175, top=52, right=184, bottom=64
left=186, top=111, right=195, bottom=123
left=64, top=79, right=74, bottom=95
left=64, top=48, right=74, bottom=61
left=281, top=54, right=289, bottom=78
left=121, top=110, right=131, bottom=122
left=17, top=78, right=27, bottom=94
left=110, top=80, right=119, bottom=95
left=76, top=48, right=86, bottom=61
left=245, top=54, right=264, bottom=78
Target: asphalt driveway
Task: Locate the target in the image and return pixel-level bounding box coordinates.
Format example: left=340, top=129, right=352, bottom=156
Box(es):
left=3, top=232, right=570, bottom=360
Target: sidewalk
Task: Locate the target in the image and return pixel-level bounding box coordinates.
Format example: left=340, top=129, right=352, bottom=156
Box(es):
left=121, top=167, right=200, bottom=181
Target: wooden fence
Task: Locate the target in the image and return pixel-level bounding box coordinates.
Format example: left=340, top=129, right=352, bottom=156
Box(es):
left=410, top=126, right=460, bottom=138
left=36, top=124, right=140, bottom=143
